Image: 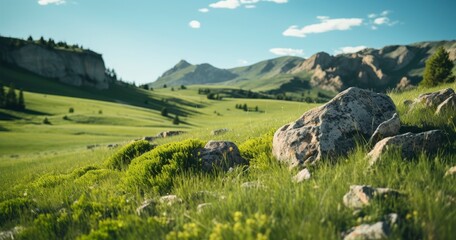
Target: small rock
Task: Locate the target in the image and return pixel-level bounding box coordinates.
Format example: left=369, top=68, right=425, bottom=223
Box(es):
left=156, top=131, right=185, bottom=138
left=344, top=221, right=390, bottom=240
left=211, top=128, right=229, bottom=136
left=136, top=199, right=155, bottom=216
left=107, top=144, right=119, bottom=148
left=293, top=168, right=311, bottom=183
left=159, top=195, right=183, bottom=206
left=386, top=213, right=399, bottom=226
left=0, top=226, right=24, bottom=240
left=413, top=88, right=455, bottom=108
left=368, top=113, right=401, bottom=146
left=197, top=203, right=212, bottom=213
left=343, top=185, right=400, bottom=209
left=436, top=94, right=456, bottom=115
left=200, top=141, right=247, bottom=172
left=445, top=166, right=456, bottom=177
left=368, top=130, right=445, bottom=166
left=142, top=136, right=157, bottom=141
left=241, top=181, right=265, bottom=189
left=403, top=99, right=413, bottom=107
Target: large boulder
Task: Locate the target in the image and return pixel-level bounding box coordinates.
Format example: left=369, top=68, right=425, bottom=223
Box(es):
left=344, top=221, right=390, bottom=240
left=273, top=87, right=397, bottom=167
left=412, top=88, right=455, bottom=108
left=368, top=113, right=401, bottom=145
left=368, top=130, right=445, bottom=165
left=200, top=141, right=246, bottom=172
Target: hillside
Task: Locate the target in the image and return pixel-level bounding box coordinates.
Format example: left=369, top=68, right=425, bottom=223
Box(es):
left=150, top=40, right=456, bottom=93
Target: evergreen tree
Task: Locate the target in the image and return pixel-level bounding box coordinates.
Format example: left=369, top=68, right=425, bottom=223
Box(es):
left=421, top=47, right=455, bottom=87
left=27, top=36, right=33, bottom=42
left=17, top=89, right=25, bottom=110
left=243, top=104, right=248, bottom=112
left=161, top=107, right=168, bottom=117
left=0, top=84, right=5, bottom=108
left=173, top=115, right=180, bottom=125
left=5, top=84, right=17, bottom=109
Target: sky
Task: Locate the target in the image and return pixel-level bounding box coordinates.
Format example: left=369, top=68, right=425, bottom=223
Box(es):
left=1, top=0, right=456, bottom=84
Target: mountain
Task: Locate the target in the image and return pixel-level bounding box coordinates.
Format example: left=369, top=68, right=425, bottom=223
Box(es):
left=150, top=40, right=456, bottom=93
left=0, top=36, right=110, bottom=89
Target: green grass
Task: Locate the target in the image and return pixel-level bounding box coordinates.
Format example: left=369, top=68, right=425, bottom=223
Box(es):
left=0, top=76, right=455, bottom=239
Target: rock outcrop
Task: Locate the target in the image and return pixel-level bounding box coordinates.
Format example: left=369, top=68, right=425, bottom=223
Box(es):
left=0, top=37, right=109, bottom=89
left=273, top=87, right=397, bottom=168
left=343, top=221, right=390, bottom=240
left=412, top=88, right=455, bottom=108
left=368, top=130, right=445, bottom=165
left=200, top=141, right=246, bottom=172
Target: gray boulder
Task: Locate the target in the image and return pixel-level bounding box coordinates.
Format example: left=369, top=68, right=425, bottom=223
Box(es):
left=343, top=185, right=400, bottom=209
left=344, top=221, right=390, bottom=240
left=159, top=195, right=182, bottom=206
left=436, top=94, right=456, bottom=115
left=368, top=113, right=401, bottom=146
left=200, top=141, right=246, bottom=172
left=273, top=87, right=397, bottom=168
left=413, top=88, right=455, bottom=108
left=368, top=130, right=445, bottom=165
left=156, top=131, right=185, bottom=138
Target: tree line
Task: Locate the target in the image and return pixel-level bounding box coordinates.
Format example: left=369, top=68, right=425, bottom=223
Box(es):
left=0, top=83, right=25, bottom=110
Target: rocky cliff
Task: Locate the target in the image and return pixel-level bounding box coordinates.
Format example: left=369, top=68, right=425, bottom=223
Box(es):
left=0, top=37, right=109, bottom=89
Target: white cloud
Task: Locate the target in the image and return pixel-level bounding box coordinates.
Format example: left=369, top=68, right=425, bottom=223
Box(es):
left=199, top=8, right=209, bottom=13
left=210, top=0, right=241, bottom=9
left=245, top=5, right=256, bottom=8
left=240, top=0, right=260, bottom=3
left=316, top=16, right=329, bottom=20
left=189, top=20, right=201, bottom=29
left=334, top=46, right=367, bottom=55
left=283, top=17, right=363, bottom=38
left=265, top=0, right=288, bottom=3
left=38, top=0, right=65, bottom=5
left=270, top=48, right=304, bottom=56
left=381, top=10, right=390, bottom=16
left=374, top=17, right=389, bottom=25
left=238, top=59, right=249, bottom=65
left=368, top=13, right=377, bottom=19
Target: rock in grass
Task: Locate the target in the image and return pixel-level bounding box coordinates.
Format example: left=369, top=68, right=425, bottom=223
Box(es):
left=197, top=203, right=212, bottom=213
left=273, top=87, right=397, bottom=168
left=159, top=195, right=183, bottom=206
left=436, top=94, right=456, bottom=115
left=367, top=130, right=445, bottom=166
left=344, top=221, right=390, bottom=240
left=136, top=199, right=155, bottom=216
left=368, top=113, right=401, bottom=146
left=343, top=185, right=400, bottom=209
left=445, top=166, right=456, bottom=177
left=211, top=128, right=229, bottom=136
left=156, top=131, right=185, bottom=138
left=293, top=168, right=311, bottom=183
left=0, top=226, right=24, bottom=240
left=241, top=181, right=265, bottom=189
left=200, top=141, right=247, bottom=172
left=412, top=88, right=455, bottom=108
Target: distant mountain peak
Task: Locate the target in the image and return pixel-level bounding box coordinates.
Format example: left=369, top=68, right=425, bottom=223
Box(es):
left=176, top=59, right=191, bottom=68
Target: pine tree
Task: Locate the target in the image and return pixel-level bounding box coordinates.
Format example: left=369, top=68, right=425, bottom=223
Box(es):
left=0, top=84, right=5, bottom=108
left=161, top=107, right=168, bottom=117
left=27, top=36, right=33, bottom=42
left=421, top=47, right=455, bottom=87
left=173, top=115, right=180, bottom=125
left=18, top=89, right=25, bottom=110
left=5, top=84, right=17, bottom=109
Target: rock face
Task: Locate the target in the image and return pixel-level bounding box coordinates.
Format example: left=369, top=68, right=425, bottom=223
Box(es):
left=0, top=37, right=109, bottom=89
left=343, top=185, right=400, bottom=209
left=344, top=221, right=390, bottom=240
left=368, top=130, right=445, bottom=165
left=200, top=141, right=246, bottom=172
left=369, top=113, right=401, bottom=145
left=273, top=87, right=397, bottom=167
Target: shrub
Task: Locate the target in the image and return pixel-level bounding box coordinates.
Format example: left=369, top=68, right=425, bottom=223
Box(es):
left=238, top=130, right=275, bottom=170
left=43, top=117, right=51, bottom=125
left=63, top=115, right=69, bottom=120
left=173, top=115, right=180, bottom=125
left=69, top=107, right=74, bottom=113
left=161, top=107, right=168, bottom=117
left=124, top=139, right=205, bottom=194
left=0, top=198, right=33, bottom=225
left=105, top=140, right=153, bottom=171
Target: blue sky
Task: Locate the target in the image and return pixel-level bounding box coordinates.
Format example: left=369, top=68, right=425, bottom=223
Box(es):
left=1, top=0, right=455, bottom=84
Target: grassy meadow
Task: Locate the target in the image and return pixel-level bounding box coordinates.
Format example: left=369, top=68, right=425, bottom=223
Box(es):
left=0, top=75, right=455, bottom=239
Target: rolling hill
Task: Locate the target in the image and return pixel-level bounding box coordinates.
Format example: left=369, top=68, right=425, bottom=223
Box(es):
left=150, top=40, right=456, bottom=93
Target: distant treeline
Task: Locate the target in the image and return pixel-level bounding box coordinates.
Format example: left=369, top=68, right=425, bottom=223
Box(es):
left=0, top=83, right=25, bottom=110
left=1, top=35, right=86, bottom=52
